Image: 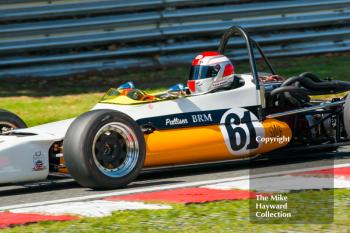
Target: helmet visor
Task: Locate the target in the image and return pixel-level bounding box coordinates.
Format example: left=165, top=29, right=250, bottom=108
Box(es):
left=189, top=65, right=220, bottom=80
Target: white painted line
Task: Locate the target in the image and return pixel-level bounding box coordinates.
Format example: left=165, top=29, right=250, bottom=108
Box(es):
left=202, top=176, right=350, bottom=192
left=334, top=178, right=350, bottom=188
left=11, top=200, right=171, bottom=217
left=1, top=163, right=349, bottom=211
left=202, top=180, right=250, bottom=190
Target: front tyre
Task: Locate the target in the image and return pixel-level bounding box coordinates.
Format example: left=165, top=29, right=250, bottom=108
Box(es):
left=63, top=109, right=146, bottom=189
left=0, top=109, right=27, bottom=134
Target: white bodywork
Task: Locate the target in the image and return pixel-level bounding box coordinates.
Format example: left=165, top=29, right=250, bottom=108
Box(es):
left=0, top=75, right=261, bottom=184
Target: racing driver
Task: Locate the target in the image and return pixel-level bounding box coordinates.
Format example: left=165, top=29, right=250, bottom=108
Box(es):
left=187, top=51, right=235, bottom=95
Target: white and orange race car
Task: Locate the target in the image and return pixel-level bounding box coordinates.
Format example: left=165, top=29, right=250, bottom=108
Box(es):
left=1, top=26, right=350, bottom=189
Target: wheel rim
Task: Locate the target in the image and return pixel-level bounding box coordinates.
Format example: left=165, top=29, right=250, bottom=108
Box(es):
left=0, top=122, right=16, bottom=134
left=92, top=122, right=139, bottom=178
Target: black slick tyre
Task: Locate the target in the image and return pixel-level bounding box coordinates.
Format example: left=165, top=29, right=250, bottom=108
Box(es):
left=63, top=109, right=146, bottom=189
left=0, top=109, right=27, bottom=133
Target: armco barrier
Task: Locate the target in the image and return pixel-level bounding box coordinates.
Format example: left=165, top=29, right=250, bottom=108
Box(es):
left=0, top=0, right=349, bottom=79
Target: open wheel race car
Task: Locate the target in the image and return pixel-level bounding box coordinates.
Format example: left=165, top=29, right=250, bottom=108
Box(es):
left=1, top=26, right=350, bottom=189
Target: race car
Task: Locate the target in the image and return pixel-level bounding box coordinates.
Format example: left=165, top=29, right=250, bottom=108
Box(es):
left=1, top=26, right=350, bottom=189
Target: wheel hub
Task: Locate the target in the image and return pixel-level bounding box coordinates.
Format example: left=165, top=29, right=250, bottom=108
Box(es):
left=0, top=122, right=16, bottom=134
left=92, top=122, right=139, bottom=178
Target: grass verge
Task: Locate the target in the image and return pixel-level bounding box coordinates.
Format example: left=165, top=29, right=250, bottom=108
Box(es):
left=2, top=189, right=349, bottom=233
left=0, top=94, right=102, bottom=127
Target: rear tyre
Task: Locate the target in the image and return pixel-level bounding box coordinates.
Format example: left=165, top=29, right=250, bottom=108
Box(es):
left=63, top=109, right=146, bottom=189
left=0, top=109, right=27, bottom=134
left=344, top=94, right=350, bottom=139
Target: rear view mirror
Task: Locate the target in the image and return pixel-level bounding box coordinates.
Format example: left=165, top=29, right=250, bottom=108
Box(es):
left=167, top=84, right=186, bottom=96
left=117, top=81, right=135, bottom=90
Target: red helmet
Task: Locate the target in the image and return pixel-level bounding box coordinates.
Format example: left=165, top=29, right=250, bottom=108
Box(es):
left=187, top=52, right=234, bottom=95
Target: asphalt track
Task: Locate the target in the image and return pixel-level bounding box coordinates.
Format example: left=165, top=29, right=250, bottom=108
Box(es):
left=1, top=146, right=350, bottom=208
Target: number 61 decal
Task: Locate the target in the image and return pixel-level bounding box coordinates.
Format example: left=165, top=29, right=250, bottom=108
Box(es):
left=219, top=108, right=264, bottom=156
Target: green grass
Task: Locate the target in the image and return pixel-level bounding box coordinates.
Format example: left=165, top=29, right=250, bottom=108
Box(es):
left=0, top=53, right=350, bottom=127
left=0, top=94, right=102, bottom=127
left=2, top=189, right=349, bottom=233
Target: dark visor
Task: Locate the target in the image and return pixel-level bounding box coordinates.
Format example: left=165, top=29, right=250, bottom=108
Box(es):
left=189, top=65, right=220, bottom=80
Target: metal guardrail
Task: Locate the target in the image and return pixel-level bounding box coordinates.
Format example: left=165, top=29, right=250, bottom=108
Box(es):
left=0, top=0, right=237, bottom=21
left=0, top=0, right=350, bottom=79
left=2, top=0, right=349, bottom=37
left=2, top=9, right=350, bottom=54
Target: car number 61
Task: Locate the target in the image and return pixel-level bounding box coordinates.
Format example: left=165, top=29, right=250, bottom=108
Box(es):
left=220, top=109, right=263, bottom=156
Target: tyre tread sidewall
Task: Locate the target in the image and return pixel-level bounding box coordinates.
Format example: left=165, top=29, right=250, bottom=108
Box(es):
left=63, top=109, right=145, bottom=189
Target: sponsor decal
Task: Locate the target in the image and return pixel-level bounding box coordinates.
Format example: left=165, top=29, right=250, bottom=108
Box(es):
left=165, top=117, right=189, bottom=126
left=32, top=151, right=46, bottom=171
left=165, top=114, right=212, bottom=126
left=268, top=124, right=283, bottom=138
left=192, top=113, right=213, bottom=123
left=137, top=109, right=226, bottom=129
left=136, top=107, right=260, bottom=130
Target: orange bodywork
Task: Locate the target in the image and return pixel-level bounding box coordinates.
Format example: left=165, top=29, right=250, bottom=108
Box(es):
left=144, top=119, right=292, bottom=167
left=144, top=125, right=233, bottom=167
left=258, top=119, right=292, bottom=154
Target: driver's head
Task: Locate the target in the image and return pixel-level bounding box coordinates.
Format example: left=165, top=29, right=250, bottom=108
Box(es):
left=187, top=52, right=234, bottom=95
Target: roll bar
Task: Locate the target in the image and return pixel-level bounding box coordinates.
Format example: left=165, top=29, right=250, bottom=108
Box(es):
left=218, top=26, right=276, bottom=90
